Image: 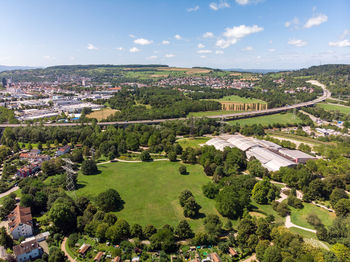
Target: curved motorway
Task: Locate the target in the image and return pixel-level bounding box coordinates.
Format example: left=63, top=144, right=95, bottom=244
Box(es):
left=0, top=80, right=330, bottom=128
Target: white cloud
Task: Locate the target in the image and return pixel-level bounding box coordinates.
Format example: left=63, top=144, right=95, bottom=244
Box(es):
left=209, top=1, right=230, bottom=11
left=165, top=54, right=175, bottom=58
left=87, top=44, right=98, bottom=50
left=129, top=34, right=136, bottom=38
left=203, top=32, right=214, bottom=38
left=216, top=24, right=264, bottom=48
left=285, top=17, right=299, bottom=28
left=341, top=29, right=350, bottom=39
left=187, top=5, right=199, bottom=12
left=197, top=49, right=212, bottom=54
left=242, top=46, right=253, bottom=51
left=236, top=0, right=249, bottom=5
left=174, top=34, right=182, bottom=40
left=198, top=43, right=205, bottom=49
left=115, top=47, right=124, bottom=51
left=268, top=48, right=276, bottom=52
left=329, top=39, right=350, bottom=47
left=162, top=40, right=170, bottom=45
left=304, top=14, right=328, bottom=28
left=129, top=47, right=140, bottom=53
left=216, top=50, right=224, bottom=54
left=69, top=56, right=75, bottom=61
left=256, top=55, right=261, bottom=59
left=134, top=38, right=153, bottom=45
left=288, top=39, right=307, bottom=47
left=147, top=55, right=158, bottom=60
left=200, top=56, right=207, bottom=59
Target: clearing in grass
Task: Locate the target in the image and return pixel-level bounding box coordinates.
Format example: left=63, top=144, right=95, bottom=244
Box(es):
left=177, top=137, right=210, bottom=149
left=86, top=108, right=119, bottom=121
left=74, top=161, right=222, bottom=232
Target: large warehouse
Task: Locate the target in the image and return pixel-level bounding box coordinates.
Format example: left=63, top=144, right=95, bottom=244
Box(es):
left=205, top=135, right=315, bottom=172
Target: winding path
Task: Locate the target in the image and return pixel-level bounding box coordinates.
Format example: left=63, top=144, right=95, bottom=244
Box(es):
left=61, top=237, right=76, bottom=262
left=285, top=215, right=316, bottom=233
left=0, top=186, right=19, bottom=199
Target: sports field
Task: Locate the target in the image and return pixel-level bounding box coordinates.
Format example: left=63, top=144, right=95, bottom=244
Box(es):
left=228, top=113, right=302, bottom=126
left=317, top=103, right=350, bottom=115
left=75, top=161, right=221, bottom=232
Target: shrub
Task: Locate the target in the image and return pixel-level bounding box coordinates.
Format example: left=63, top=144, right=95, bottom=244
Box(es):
left=179, top=165, right=187, bottom=175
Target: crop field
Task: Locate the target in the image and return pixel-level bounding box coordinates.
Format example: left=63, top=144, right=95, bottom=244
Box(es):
left=74, top=161, right=222, bottom=232
left=86, top=108, right=119, bottom=121
left=317, top=103, right=350, bottom=115
left=228, top=113, right=302, bottom=126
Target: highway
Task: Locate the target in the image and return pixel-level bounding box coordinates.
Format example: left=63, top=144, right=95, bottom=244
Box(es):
left=0, top=80, right=330, bottom=128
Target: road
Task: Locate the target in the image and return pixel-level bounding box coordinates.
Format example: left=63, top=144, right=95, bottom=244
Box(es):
left=0, top=80, right=330, bottom=128
left=0, top=186, right=19, bottom=199
left=61, top=237, right=76, bottom=262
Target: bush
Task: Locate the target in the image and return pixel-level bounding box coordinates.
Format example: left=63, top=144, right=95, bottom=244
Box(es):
left=81, top=159, right=98, bottom=175
left=202, top=182, right=219, bottom=199
left=140, top=151, right=152, bottom=161
left=167, top=151, right=177, bottom=162
left=287, top=195, right=303, bottom=209
left=67, top=233, right=79, bottom=248
left=179, top=165, right=187, bottom=175
left=306, top=214, right=323, bottom=227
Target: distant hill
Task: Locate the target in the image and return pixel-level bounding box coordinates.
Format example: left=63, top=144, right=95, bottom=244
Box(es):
left=222, top=68, right=291, bottom=74
left=0, top=65, right=38, bottom=72
left=291, top=64, right=350, bottom=76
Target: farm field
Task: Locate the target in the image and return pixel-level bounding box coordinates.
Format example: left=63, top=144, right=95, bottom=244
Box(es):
left=216, top=95, right=267, bottom=104
left=176, top=137, right=210, bottom=149
left=86, top=108, right=119, bottom=121
left=290, top=203, right=336, bottom=229
left=228, top=113, right=302, bottom=126
left=74, top=161, right=221, bottom=232
left=317, top=103, right=350, bottom=114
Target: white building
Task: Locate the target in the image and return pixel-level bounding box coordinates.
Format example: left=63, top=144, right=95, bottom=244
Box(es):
left=13, top=239, right=42, bottom=262
left=8, top=206, right=33, bottom=240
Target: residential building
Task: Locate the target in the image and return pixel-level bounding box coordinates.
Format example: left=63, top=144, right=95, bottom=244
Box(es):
left=8, top=206, right=33, bottom=240
left=56, top=145, right=71, bottom=156
left=13, top=239, right=42, bottom=262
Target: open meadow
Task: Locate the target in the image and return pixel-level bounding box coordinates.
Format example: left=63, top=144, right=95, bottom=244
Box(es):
left=228, top=112, right=303, bottom=126
left=317, top=103, right=350, bottom=115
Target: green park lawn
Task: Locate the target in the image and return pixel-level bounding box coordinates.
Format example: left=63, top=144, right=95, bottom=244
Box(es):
left=74, top=161, right=221, bottom=232
left=176, top=137, right=210, bottom=149
left=317, top=103, right=350, bottom=115
left=228, top=113, right=302, bottom=127
left=216, top=95, right=267, bottom=104
left=290, top=203, right=336, bottom=229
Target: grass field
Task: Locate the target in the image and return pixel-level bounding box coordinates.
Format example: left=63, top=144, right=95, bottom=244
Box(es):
left=228, top=113, right=302, bottom=126
left=74, top=161, right=221, bottom=232
left=187, top=110, right=244, bottom=117
left=217, top=95, right=267, bottom=104
left=177, top=137, right=210, bottom=149
left=290, top=203, right=336, bottom=229
left=86, top=108, right=119, bottom=121
left=250, top=199, right=284, bottom=225
left=317, top=103, right=350, bottom=115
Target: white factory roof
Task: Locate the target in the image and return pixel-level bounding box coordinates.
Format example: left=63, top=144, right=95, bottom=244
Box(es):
left=205, top=138, right=234, bottom=151
left=278, top=148, right=314, bottom=159
left=253, top=139, right=281, bottom=150
left=227, top=135, right=259, bottom=151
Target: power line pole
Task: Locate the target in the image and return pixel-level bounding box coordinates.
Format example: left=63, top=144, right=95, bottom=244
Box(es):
left=62, top=158, right=77, bottom=198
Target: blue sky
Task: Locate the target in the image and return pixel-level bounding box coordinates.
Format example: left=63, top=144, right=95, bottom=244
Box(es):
left=1, top=0, right=349, bottom=69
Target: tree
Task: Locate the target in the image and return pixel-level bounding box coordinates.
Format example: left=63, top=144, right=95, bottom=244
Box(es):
left=96, top=223, right=109, bottom=241
left=334, top=199, right=350, bottom=217
left=179, top=165, right=187, bottom=175
left=96, top=189, right=123, bottom=212
left=103, top=213, right=118, bottom=226
left=106, top=219, right=130, bottom=243
left=168, top=151, right=177, bottom=162
left=202, top=182, right=219, bottom=199
left=256, top=240, right=270, bottom=262
left=48, top=246, right=67, bottom=262
left=144, top=225, right=157, bottom=239
left=71, top=149, right=84, bottom=163
left=0, top=227, right=13, bottom=249
left=150, top=227, right=176, bottom=253
left=48, top=198, right=77, bottom=234
left=179, top=190, right=193, bottom=207
left=131, top=224, right=143, bottom=239
left=0, top=197, right=16, bottom=219
left=204, top=214, right=222, bottom=237
left=256, top=218, right=271, bottom=240
left=175, top=220, right=194, bottom=239
left=252, top=179, right=279, bottom=204
left=183, top=197, right=200, bottom=218
left=330, top=188, right=348, bottom=208
left=331, top=243, right=350, bottom=262
left=263, top=246, right=282, bottom=262
left=216, top=185, right=250, bottom=219
left=248, top=159, right=269, bottom=178
left=140, top=150, right=152, bottom=161
left=67, top=233, right=79, bottom=248
left=81, top=159, right=98, bottom=175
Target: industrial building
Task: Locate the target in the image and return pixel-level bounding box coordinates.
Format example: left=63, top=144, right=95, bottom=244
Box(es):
left=205, top=134, right=315, bottom=172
